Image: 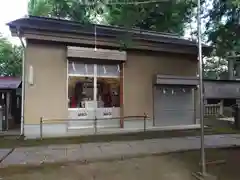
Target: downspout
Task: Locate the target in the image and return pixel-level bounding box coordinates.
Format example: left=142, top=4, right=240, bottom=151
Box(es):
left=16, top=27, right=26, bottom=136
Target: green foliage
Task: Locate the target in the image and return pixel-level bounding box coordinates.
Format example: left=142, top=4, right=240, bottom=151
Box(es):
left=205, top=0, right=240, bottom=57
left=28, top=0, right=198, bottom=50
left=106, top=0, right=196, bottom=35
left=102, top=0, right=197, bottom=48
left=203, top=56, right=228, bottom=80
left=28, top=0, right=197, bottom=35
left=0, top=36, right=22, bottom=76
left=28, top=0, right=92, bottom=23
left=203, top=0, right=239, bottom=79
left=28, top=0, right=52, bottom=17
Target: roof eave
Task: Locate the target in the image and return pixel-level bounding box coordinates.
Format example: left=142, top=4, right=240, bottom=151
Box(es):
left=7, top=17, right=212, bottom=56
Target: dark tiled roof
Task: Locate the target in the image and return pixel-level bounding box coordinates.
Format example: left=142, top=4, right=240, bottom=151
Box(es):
left=0, top=77, right=21, bottom=89
left=7, top=16, right=207, bottom=48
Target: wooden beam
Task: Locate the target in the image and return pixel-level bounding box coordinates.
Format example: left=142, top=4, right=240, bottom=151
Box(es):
left=120, top=62, right=124, bottom=128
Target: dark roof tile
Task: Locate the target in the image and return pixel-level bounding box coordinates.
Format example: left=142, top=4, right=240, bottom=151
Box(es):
left=7, top=16, right=206, bottom=48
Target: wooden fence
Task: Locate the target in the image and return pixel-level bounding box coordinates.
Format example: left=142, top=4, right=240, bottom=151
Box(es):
left=204, top=103, right=223, bottom=116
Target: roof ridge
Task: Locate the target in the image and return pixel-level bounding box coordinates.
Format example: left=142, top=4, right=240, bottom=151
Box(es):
left=28, top=16, right=187, bottom=41
left=29, top=15, right=80, bottom=24
left=7, top=16, right=207, bottom=48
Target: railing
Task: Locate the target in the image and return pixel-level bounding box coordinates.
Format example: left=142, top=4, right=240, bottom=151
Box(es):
left=204, top=103, right=222, bottom=116
left=40, top=113, right=148, bottom=140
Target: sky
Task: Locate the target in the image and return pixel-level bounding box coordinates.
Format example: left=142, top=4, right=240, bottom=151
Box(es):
left=0, top=0, right=28, bottom=44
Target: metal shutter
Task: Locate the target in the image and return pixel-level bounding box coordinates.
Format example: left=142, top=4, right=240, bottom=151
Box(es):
left=154, top=86, right=195, bottom=126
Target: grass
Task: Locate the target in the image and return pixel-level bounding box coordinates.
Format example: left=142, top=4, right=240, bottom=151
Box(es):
left=211, top=127, right=240, bottom=134
left=205, top=116, right=240, bottom=134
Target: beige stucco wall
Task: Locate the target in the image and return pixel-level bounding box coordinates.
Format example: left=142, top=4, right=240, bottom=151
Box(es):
left=24, top=42, right=197, bottom=124
left=123, top=51, right=197, bottom=119
left=24, top=42, right=68, bottom=124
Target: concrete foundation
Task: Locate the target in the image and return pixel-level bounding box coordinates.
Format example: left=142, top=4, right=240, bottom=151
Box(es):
left=24, top=119, right=200, bottom=139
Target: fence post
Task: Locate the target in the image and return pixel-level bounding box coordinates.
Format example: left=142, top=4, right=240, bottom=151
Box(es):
left=143, top=113, right=147, bottom=132
left=94, top=116, right=97, bottom=134
left=219, top=101, right=223, bottom=115
left=40, top=117, right=43, bottom=140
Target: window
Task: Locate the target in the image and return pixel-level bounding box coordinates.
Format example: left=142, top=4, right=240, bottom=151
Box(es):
left=97, top=64, right=120, bottom=108
left=68, top=61, right=94, bottom=109
left=97, top=78, right=120, bottom=108
left=68, top=76, right=94, bottom=108
left=68, top=61, right=94, bottom=76
left=68, top=61, right=120, bottom=109
left=97, top=64, right=120, bottom=77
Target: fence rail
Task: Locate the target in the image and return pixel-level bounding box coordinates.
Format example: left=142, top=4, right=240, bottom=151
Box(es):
left=40, top=114, right=148, bottom=140
left=204, top=103, right=222, bottom=116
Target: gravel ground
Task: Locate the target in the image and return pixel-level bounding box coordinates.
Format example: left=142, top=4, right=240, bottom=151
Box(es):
left=2, top=148, right=240, bottom=180
left=2, top=134, right=240, bottom=168
left=0, top=155, right=194, bottom=180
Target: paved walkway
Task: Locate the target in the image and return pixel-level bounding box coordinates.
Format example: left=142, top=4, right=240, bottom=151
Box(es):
left=1, top=134, right=240, bottom=168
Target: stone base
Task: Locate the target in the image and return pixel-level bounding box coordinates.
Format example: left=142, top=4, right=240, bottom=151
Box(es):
left=23, top=120, right=200, bottom=139
left=24, top=124, right=67, bottom=139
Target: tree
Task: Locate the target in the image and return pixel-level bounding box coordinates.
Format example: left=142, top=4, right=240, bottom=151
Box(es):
left=203, top=56, right=228, bottom=80
left=201, top=0, right=239, bottom=79
left=28, top=0, right=198, bottom=51
left=28, top=0, right=93, bottom=23
left=205, top=0, right=240, bottom=57
left=28, top=0, right=53, bottom=17
left=106, top=0, right=196, bottom=35
left=0, top=36, right=22, bottom=76
left=28, top=0, right=197, bottom=34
